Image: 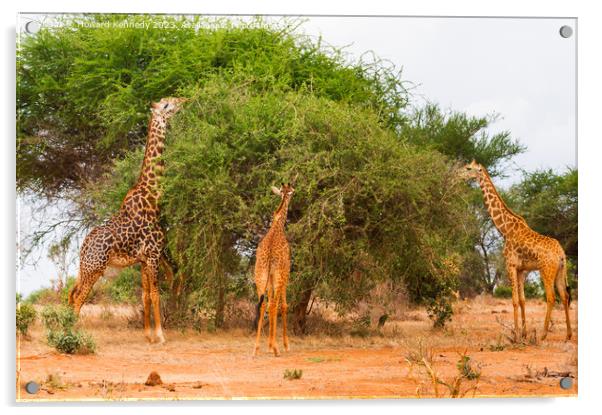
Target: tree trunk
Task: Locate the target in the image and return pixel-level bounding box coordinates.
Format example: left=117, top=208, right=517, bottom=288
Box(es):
left=214, top=277, right=225, bottom=329
left=293, top=288, right=313, bottom=334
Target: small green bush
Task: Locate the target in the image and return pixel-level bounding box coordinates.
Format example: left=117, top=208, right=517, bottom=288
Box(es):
left=283, top=369, right=303, bottom=380
left=47, top=330, right=96, bottom=354
left=41, top=305, right=77, bottom=331
left=26, top=287, right=59, bottom=305
left=493, top=282, right=542, bottom=299
left=16, top=302, right=36, bottom=336
left=427, top=296, right=453, bottom=328
left=493, top=285, right=512, bottom=299
left=524, top=280, right=543, bottom=299
left=108, top=267, right=140, bottom=303
left=456, top=355, right=481, bottom=380
left=41, top=305, right=96, bottom=354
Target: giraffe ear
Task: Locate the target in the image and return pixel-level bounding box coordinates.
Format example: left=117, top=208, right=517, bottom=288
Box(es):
left=271, top=186, right=282, bottom=196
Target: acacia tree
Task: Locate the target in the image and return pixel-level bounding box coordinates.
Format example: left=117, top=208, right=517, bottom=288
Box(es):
left=88, top=79, right=479, bottom=329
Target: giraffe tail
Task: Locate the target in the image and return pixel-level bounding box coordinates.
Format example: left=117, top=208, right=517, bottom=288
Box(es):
left=253, top=294, right=265, bottom=330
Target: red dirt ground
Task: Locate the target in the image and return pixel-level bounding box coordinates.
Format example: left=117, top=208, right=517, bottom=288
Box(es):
left=16, top=297, right=578, bottom=401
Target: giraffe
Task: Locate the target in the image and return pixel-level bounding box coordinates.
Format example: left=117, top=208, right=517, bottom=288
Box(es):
left=253, top=182, right=295, bottom=356
left=68, top=97, right=187, bottom=344
left=462, top=160, right=572, bottom=341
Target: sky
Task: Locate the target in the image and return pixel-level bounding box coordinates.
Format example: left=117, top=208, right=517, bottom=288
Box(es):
left=16, top=15, right=577, bottom=295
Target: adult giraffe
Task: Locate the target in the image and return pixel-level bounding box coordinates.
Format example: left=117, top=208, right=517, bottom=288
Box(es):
left=68, top=97, right=187, bottom=344
left=462, top=160, right=572, bottom=341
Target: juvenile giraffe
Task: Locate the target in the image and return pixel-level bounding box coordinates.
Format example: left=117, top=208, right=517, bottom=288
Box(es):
left=253, top=183, right=295, bottom=356
left=68, top=97, right=187, bottom=344
left=462, top=160, right=572, bottom=341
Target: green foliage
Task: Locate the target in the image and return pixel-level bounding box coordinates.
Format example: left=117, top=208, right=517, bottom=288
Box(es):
left=507, top=169, right=578, bottom=261
left=41, top=305, right=78, bottom=331
left=108, top=267, right=140, bottom=304
left=16, top=302, right=37, bottom=336
left=406, top=104, right=525, bottom=176
left=493, top=282, right=542, bottom=300
left=17, top=15, right=408, bottom=196
left=456, top=355, right=481, bottom=381
left=47, top=330, right=96, bottom=355
left=493, top=285, right=512, bottom=299
left=26, top=276, right=93, bottom=306
left=26, top=286, right=57, bottom=304
left=283, top=369, right=303, bottom=380
left=41, top=305, right=96, bottom=354
left=88, top=79, right=478, bottom=327
left=524, top=280, right=543, bottom=299
left=427, top=296, right=454, bottom=328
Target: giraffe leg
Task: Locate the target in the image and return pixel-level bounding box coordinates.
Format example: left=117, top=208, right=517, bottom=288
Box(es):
left=253, top=266, right=269, bottom=356
left=517, top=270, right=528, bottom=339
left=269, top=286, right=281, bottom=357
left=555, top=263, right=573, bottom=341
left=253, top=297, right=267, bottom=356
left=281, top=286, right=289, bottom=352
left=506, top=265, right=520, bottom=342
left=143, top=258, right=165, bottom=344
left=541, top=269, right=556, bottom=341
left=69, top=269, right=104, bottom=316
left=141, top=271, right=152, bottom=342
left=70, top=227, right=112, bottom=315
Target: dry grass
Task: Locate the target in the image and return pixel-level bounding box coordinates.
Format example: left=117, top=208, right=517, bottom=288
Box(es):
left=404, top=342, right=481, bottom=398
left=18, top=296, right=578, bottom=401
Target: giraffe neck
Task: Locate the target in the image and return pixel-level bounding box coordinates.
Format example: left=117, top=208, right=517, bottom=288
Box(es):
left=477, top=169, right=526, bottom=237
left=271, top=196, right=291, bottom=230
left=136, top=113, right=167, bottom=202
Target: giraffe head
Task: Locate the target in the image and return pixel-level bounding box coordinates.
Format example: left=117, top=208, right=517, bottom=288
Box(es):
left=271, top=182, right=295, bottom=199
left=151, top=97, right=188, bottom=121
left=460, top=159, right=484, bottom=181
left=270, top=182, right=295, bottom=221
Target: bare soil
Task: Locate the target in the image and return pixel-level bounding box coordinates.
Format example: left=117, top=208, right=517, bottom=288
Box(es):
left=16, top=297, right=578, bottom=401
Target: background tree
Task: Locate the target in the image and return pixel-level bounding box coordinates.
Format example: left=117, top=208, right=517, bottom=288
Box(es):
left=47, top=237, right=71, bottom=292
left=507, top=169, right=577, bottom=263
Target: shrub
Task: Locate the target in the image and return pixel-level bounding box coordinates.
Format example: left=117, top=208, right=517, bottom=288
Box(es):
left=427, top=296, right=454, bottom=328
left=493, top=285, right=512, bottom=299
left=283, top=369, right=303, bottom=380
left=524, top=280, right=543, bottom=299
left=108, top=267, right=140, bottom=304
left=16, top=302, right=36, bottom=336
left=41, top=305, right=96, bottom=354
left=493, top=281, right=542, bottom=300
left=47, top=330, right=96, bottom=355
left=26, top=287, right=59, bottom=305
left=456, top=355, right=481, bottom=381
